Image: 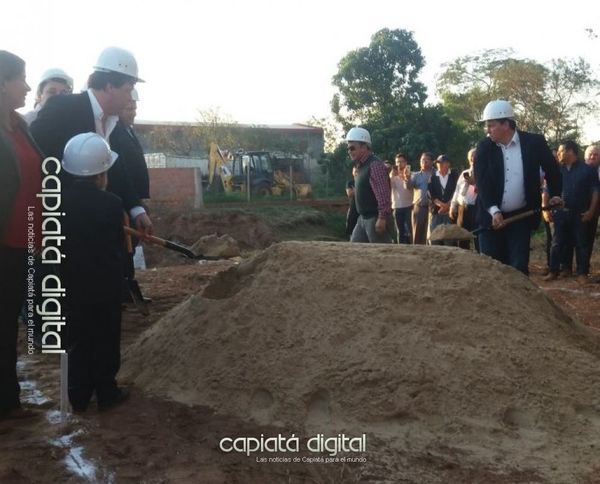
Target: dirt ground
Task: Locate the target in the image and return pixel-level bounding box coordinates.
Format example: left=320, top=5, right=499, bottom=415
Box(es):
left=1, top=212, right=600, bottom=484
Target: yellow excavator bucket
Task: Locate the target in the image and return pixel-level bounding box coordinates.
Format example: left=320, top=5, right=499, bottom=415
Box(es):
left=208, top=142, right=233, bottom=192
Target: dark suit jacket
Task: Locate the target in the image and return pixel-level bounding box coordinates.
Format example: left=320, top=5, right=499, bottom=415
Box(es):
left=62, top=180, right=124, bottom=304
left=30, top=92, right=141, bottom=211
left=428, top=169, right=459, bottom=214
left=474, top=130, right=561, bottom=229
left=109, top=121, right=150, bottom=200
left=0, top=116, right=44, bottom=241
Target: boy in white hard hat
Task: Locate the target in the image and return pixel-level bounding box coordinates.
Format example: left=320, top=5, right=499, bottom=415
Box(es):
left=61, top=132, right=129, bottom=412
left=23, top=68, right=73, bottom=125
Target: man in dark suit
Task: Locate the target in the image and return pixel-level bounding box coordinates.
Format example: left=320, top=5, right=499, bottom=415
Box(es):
left=30, top=47, right=152, bottom=237
left=109, top=88, right=151, bottom=300
left=109, top=88, right=149, bottom=202
left=428, top=154, right=459, bottom=245
left=475, top=100, right=562, bottom=274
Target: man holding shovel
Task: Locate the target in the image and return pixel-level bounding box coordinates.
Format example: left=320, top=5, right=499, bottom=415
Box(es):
left=475, top=100, right=562, bottom=274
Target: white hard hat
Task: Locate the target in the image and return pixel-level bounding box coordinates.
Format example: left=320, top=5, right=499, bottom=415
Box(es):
left=346, top=127, right=371, bottom=145
left=480, top=100, right=514, bottom=122
left=93, top=46, right=144, bottom=83
left=39, top=68, right=73, bottom=89
left=62, top=133, right=118, bottom=176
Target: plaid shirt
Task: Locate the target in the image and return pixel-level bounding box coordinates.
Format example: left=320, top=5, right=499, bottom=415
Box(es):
left=355, top=155, right=391, bottom=217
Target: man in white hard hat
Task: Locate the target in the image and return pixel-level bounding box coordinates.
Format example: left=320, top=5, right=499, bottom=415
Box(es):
left=474, top=99, right=562, bottom=274
left=30, top=47, right=153, bottom=237
left=346, top=127, right=394, bottom=243
left=61, top=132, right=129, bottom=412
left=23, top=68, right=73, bottom=125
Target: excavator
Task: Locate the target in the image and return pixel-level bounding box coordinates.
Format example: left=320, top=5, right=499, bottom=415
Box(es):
left=207, top=142, right=312, bottom=198
left=207, top=142, right=233, bottom=192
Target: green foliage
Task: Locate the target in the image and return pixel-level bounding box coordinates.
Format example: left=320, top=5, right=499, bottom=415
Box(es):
left=437, top=49, right=600, bottom=146
left=327, top=28, right=472, bottom=189
left=332, top=28, right=427, bottom=127
left=315, top=143, right=353, bottom=197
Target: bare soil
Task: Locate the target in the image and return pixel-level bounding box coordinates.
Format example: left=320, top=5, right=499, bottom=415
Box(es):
left=2, top=214, right=600, bottom=484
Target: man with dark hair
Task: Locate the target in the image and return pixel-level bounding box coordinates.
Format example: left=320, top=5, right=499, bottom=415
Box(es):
left=30, top=47, right=152, bottom=237
left=545, top=140, right=599, bottom=283
left=475, top=99, right=562, bottom=274
left=407, top=152, right=434, bottom=244
left=428, top=154, right=459, bottom=245
left=390, top=152, right=413, bottom=243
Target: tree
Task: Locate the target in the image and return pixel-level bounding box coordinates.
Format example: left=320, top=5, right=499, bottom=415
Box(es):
left=331, top=28, right=427, bottom=128
left=306, top=115, right=343, bottom=153
left=195, top=107, right=238, bottom=149
left=437, top=49, right=599, bottom=146
left=330, top=28, right=466, bottom=169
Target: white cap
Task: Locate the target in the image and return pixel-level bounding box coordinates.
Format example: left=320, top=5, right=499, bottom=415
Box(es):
left=480, top=100, right=515, bottom=122
left=346, top=127, right=371, bottom=145
left=93, top=46, right=144, bottom=82
left=62, top=133, right=118, bottom=176
left=39, top=68, right=73, bottom=89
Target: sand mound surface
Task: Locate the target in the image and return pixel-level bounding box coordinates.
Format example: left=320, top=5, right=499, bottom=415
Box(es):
left=429, top=223, right=473, bottom=241
left=191, top=234, right=240, bottom=258
left=122, top=242, right=600, bottom=481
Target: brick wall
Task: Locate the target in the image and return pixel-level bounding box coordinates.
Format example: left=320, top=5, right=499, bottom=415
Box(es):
left=148, top=167, right=199, bottom=208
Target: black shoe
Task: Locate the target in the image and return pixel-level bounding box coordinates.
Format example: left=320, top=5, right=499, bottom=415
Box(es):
left=98, top=387, right=130, bottom=412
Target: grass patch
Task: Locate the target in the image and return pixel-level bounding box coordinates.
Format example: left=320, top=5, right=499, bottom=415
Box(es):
left=206, top=205, right=347, bottom=241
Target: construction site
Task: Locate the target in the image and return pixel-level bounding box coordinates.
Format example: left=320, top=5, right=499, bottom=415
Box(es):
left=2, top=200, right=600, bottom=483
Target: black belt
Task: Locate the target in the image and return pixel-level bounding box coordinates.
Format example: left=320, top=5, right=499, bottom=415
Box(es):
left=501, top=207, right=530, bottom=218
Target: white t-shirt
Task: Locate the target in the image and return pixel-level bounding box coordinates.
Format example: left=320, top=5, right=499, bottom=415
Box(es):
left=390, top=175, right=413, bottom=209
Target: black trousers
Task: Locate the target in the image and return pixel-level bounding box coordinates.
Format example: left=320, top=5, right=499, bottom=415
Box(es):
left=0, top=247, right=27, bottom=414
left=457, top=204, right=478, bottom=251
left=67, top=301, right=122, bottom=409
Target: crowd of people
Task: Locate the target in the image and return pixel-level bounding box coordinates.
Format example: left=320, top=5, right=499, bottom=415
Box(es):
left=2, top=46, right=599, bottom=424
left=345, top=100, right=600, bottom=279
left=1, top=47, right=149, bottom=419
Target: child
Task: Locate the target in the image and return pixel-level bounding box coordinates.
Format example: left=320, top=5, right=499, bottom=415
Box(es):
left=61, top=132, right=128, bottom=412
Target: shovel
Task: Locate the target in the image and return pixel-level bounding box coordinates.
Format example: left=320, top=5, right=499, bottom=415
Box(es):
left=123, top=220, right=150, bottom=315
left=124, top=226, right=220, bottom=260
left=472, top=206, right=556, bottom=235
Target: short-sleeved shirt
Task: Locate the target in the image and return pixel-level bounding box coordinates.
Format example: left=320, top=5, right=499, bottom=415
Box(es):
left=560, top=160, right=600, bottom=212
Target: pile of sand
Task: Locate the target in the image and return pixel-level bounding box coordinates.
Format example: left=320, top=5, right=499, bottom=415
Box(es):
left=144, top=210, right=273, bottom=266
left=122, top=242, right=600, bottom=481
left=429, top=223, right=473, bottom=241
left=191, top=234, right=240, bottom=258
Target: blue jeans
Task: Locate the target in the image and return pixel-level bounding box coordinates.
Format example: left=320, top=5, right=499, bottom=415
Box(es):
left=393, top=207, right=412, bottom=244
left=478, top=218, right=531, bottom=274
left=549, top=209, right=589, bottom=275
left=351, top=215, right=394, bottom=243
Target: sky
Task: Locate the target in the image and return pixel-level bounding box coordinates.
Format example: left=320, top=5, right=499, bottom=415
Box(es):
left=3, top=0, right=600, bottom=141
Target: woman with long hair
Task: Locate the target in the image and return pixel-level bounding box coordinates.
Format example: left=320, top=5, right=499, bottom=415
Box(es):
left=0, top=50, right=43, bottom=419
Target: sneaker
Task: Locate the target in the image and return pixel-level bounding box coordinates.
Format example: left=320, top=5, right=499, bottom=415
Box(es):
left=98, top=387, right=130, bottom=412
left=543, top=272, right=558, bottom=282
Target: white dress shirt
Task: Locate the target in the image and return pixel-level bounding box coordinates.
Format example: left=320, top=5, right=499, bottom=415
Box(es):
left=489, top=131, right=527, bottom=216
left=88, top=89, right=145, bottom=220
left=87, top=89, right=118, bottom=140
